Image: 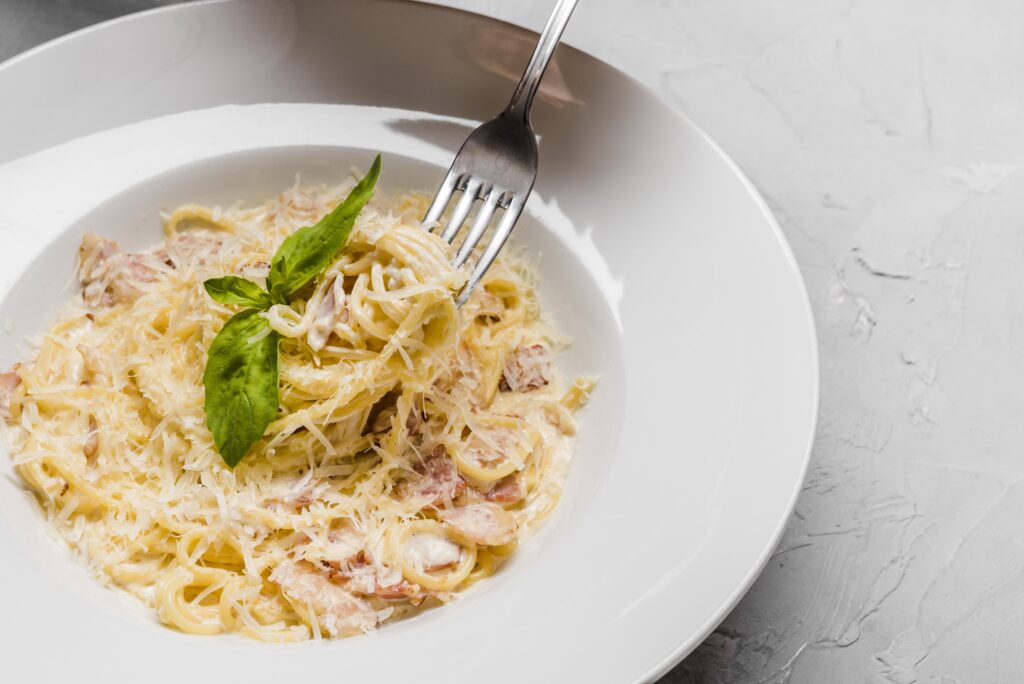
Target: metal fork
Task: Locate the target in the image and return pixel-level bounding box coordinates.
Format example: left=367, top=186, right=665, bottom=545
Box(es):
left=423, top=0, right=579, bottom=306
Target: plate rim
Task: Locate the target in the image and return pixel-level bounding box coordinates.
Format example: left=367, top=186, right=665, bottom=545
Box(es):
left=0, top=1, right=820, bottom=680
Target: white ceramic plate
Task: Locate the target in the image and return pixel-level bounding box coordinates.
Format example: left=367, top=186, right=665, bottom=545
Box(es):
left=0, top=1, right=818, bottom=682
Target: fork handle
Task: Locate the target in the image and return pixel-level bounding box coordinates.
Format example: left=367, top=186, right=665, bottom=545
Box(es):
left=505, top=0, right=579, bottom=124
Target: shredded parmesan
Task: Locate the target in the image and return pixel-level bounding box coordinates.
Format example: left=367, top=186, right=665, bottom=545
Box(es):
left=3, top=178, right=594, bottom=641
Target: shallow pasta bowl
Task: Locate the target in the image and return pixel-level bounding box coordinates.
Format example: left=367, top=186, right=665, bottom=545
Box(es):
left=0, top=1, right=818, bottom=682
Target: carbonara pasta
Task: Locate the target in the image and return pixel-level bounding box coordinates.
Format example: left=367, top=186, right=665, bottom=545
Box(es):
left=1, top=172, right=592, bottom=641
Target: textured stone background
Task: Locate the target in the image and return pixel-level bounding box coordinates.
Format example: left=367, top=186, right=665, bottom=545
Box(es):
left=4, top=1, right=1022, bottom=682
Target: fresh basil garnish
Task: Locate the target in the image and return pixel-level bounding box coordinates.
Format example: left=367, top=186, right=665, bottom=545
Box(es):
left=267, top=154, right=381, bottom=305
left=200, top=155, right=382, bottom=467
left=204, top=276, right=272, bottom=309
left=203, top=310, right=280, bottom=468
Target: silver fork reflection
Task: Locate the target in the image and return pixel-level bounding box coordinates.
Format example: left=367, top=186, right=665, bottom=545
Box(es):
left=423, top=0, right=578, bottom=306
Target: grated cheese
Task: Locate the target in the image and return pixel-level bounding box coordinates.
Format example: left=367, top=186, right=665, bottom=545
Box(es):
left=2, top=178, right=594, bottom=641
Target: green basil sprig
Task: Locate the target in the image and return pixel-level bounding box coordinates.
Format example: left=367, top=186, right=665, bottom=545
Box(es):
left=204, top=276, right=272, bottom=309
left=202, top=154, right=381, bottom=468
left=268, top=155, right=381, bottom=304
left=203, top=310, right=279, bottom=467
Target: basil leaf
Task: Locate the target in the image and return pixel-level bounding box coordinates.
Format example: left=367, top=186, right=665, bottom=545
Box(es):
left=268, top=154, right=381, bottom=304
left=201, top=154, right=382, bottom=467
left=203, top=309, right=280, bottom=468
left=204, top=276, right=271, bottom=309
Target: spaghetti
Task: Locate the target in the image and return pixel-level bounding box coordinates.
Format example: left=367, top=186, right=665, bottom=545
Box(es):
left=2, top=172, right=593, bottom=640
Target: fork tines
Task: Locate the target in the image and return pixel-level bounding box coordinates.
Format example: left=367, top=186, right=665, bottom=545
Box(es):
left=424, top=170, right=526, bottom=305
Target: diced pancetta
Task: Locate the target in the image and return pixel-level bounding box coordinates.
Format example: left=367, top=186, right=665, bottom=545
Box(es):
left=270, top=560, right=377, bottom=637
left=324, top=549, right=422, bottom=602
left=0, top=369, right=20, bottom=418
left=78, top=233, right=119, bottom=278
left=78, top=233, right=163, bottom=307
left=168, top=229, right=223, bottom=265
left=404, top=446, right=465, bottom=506
left=463, top=423, right=520, bottom=467
left=483, top=474, right=526, bottom=504
left=439, top=503, right=517, bottom=546
left=501, top=344, right=552, bottom=392
left=435, top=342, right=502, bottom=407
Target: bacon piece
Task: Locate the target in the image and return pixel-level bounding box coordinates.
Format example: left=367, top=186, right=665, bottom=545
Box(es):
left=0, top=369, right=20, bottom=418
left=406, top=446, right=465, bottom=506
left=369, top=582, right=422, bottom=600
left=463, top=422, right=520, bottom=468
left=78, top=233, right=162, bottom=307
left=439, top=503, right=517, bottom=546
left=270, top=560, right=377, bottom=637
left=405, top=407, right=423, bottom=435
left=78, top=233, right=119, bottom=277
left=324, top=550, right=422, bottom=603
left=112, top=254, right=161, bottom=296
left=79, top=234, right=119, bottom=306
left=168, top=229, right=223, bottom=265
left=321, top=533, right=423, bottom=602
left=501, top=344, right=552, bottom=392
left=484, top=474, right=526, bottom=504
left=435, top=342, right=497, bottom=407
